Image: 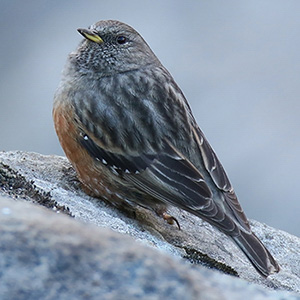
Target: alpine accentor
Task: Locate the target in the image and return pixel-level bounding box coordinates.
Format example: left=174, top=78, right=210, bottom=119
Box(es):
left=53, top=20, right=279, bottom=277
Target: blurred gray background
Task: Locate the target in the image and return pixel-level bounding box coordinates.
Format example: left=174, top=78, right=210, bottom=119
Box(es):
left=1, top=0, right=299, bottom=236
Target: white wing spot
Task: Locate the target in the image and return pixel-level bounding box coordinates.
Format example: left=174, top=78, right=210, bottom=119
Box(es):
left=83, top=135, right=89, bottom=140
left=111, top=168, right=119, bottom=176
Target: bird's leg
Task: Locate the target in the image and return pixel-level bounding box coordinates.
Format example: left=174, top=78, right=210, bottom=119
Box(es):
left=162, top=212, right=181, bottom=230
left=155, top=208, right=180, bottom=230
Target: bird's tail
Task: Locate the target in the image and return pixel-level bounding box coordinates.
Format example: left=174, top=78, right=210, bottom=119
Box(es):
left=232, top=231, right=280, bottom=277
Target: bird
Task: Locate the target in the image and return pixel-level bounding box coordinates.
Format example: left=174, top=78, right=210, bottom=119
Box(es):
left=53, top=19, right=280, bottom=277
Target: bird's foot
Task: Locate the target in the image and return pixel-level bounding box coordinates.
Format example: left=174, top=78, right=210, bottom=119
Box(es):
left=162, top=212, right=181, bottom=230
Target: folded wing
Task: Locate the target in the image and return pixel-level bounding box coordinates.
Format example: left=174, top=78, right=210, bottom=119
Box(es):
left=80, top=132, right=241, bottom=235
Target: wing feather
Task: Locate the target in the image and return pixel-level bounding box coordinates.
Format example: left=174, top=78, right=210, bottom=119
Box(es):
left=192, top=126, right=250, bottom=230
left=79, top=132, right=238, bottom=233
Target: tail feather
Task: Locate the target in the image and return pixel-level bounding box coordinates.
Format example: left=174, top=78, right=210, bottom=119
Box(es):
left=232, top=231, right=280, bottom=277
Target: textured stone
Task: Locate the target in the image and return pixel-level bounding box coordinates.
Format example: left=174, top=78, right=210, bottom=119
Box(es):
left=0, top=151, right=299, bottom=299
left=0, top=197, right=220, bottom=300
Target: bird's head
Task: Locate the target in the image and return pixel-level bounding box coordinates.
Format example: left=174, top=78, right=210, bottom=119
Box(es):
left=71, top=20, right=160, bottom=76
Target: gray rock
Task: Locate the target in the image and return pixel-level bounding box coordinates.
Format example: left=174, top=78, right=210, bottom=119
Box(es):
left=0, top=196, right=220, bottom=300
left=0, top=151, right=299, bottom=299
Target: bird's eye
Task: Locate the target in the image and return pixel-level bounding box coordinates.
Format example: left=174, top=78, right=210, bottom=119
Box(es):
left=116, top=36, right=127, bottom=44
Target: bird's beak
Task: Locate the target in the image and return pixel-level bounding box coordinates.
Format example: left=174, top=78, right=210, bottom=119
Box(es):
left=77, top=28, right=104, bottom=44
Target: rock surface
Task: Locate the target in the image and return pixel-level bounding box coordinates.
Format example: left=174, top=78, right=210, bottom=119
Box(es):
left=0, top=151, right=299, bottom=299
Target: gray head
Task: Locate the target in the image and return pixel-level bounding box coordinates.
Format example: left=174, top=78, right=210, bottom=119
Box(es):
left=71, top=20, right=160, bottom=76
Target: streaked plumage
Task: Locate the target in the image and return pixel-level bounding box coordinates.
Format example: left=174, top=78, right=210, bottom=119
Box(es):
left=53, top=20, right=279, bottom=277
